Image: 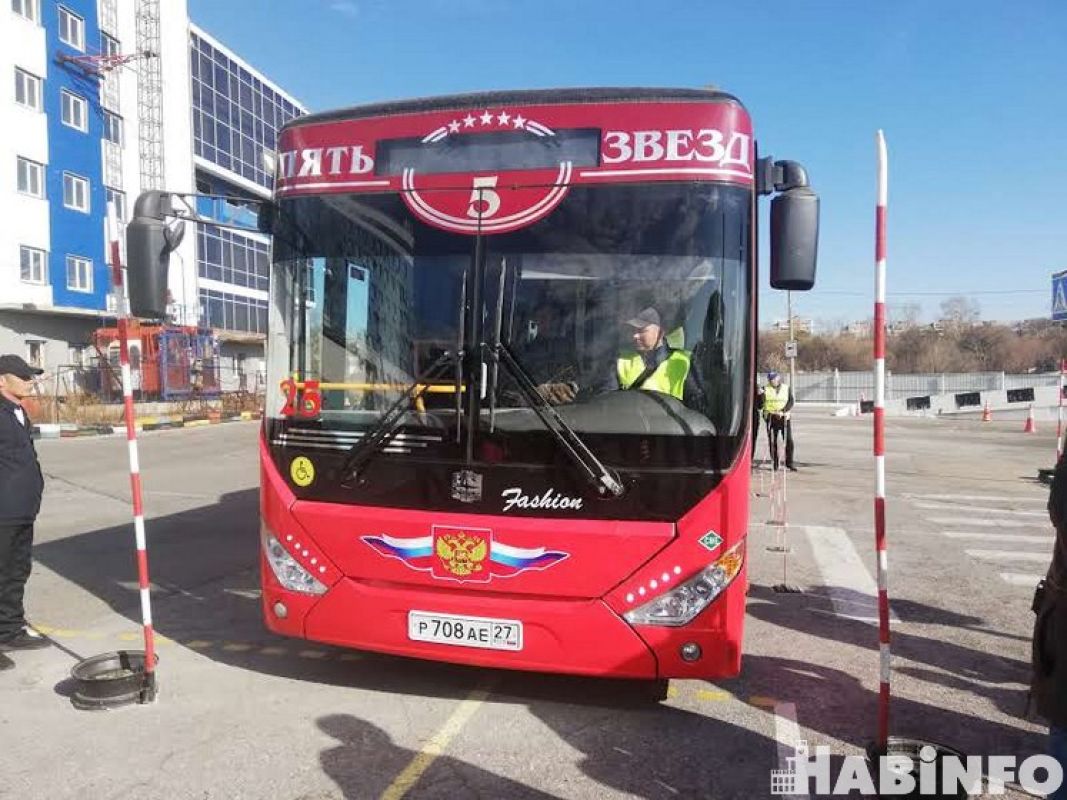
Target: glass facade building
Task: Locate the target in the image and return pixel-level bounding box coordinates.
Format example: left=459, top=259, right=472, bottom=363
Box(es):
left=190, top=27, right=305, bottom=334
left=190, top=31, right=302, bottom=189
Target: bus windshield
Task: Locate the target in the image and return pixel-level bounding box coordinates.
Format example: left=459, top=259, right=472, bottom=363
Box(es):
left=268, top=182, right=751, bottom=473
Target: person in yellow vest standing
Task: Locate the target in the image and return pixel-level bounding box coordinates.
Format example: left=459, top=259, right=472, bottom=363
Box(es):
left=613, top=308, right=704, bottom=409
left=763, top=370, right=797, bottom=471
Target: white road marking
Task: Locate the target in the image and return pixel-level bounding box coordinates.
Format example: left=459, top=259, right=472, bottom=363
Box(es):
left=941, top=532, right=1053, bottom=543
left=653, top=778, right=680, bottom=795
left=803, top=525, right=898, bottom=623
left=1000, top=573, right=1045, bottom=587
left=905, top=493, right=1046, bottom=504
left=965, top=550, right=1051, bottom=563
left=773, top=702, right=810, bottom=800
left=913, top=502, right=1045, bottom=517
left=925, top=517, right=1049, bottom=529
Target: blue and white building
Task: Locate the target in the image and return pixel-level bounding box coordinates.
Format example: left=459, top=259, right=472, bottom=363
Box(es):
left=1, top=0, right=304, bottom=385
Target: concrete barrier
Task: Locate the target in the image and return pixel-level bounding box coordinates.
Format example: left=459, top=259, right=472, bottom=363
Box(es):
left=883, top=383, right=1064, bottom=420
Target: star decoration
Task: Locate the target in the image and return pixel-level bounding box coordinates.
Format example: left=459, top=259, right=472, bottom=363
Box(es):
left=436, top=109, right=544, bottom=140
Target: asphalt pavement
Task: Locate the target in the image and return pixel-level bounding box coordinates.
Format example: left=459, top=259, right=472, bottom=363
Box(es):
left=0, top=411, right=1056, bottom=799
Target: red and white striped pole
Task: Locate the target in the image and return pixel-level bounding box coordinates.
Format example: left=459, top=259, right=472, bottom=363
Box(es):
left=873, top=131, right=890, bottom=749
left=107, top=202, right=157, bottom=698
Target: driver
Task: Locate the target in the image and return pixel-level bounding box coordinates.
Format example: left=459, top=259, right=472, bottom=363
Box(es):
left=613, top=307, right=704, bottom=407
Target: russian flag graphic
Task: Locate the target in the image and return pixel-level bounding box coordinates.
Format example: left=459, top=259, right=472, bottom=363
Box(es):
left=361, top=534, right=436, bottom=572
left=488, top=542, right=568, bottom=576
left=360, top=533, right=568, bottom=581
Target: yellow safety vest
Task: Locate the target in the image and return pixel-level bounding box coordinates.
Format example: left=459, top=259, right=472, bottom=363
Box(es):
left=763, top=383, right=790, bottom=414
left=617, top=350, right=692, bottom=400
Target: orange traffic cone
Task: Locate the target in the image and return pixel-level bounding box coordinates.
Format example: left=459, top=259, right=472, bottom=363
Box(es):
left=981, top=403, right=992, bottom=422
left=1024, top=405, right=1037, bottom=433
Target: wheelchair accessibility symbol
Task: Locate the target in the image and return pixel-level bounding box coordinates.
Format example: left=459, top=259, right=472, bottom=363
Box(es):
left=290, top=456, right=315, bottom=487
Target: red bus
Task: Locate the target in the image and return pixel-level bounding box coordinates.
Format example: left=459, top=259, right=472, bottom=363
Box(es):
left=127, top=88, right=818, bottom=689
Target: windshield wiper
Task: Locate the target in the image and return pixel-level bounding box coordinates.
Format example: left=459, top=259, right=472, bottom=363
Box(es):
left=338, top=350, right=455, bottom=484
left=487, top=258, right=508, bottom=432
left=487, top=341, right=625, bottom=498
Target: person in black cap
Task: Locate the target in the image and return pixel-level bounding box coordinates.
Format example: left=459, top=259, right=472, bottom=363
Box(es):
left=0, top=354, right=51, bottom=662
left=612, top=307, right=704, bottom=409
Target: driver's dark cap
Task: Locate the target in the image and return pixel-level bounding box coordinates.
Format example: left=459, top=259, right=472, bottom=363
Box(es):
left=625, top=307, right=661, bottom=329
left=0, top=354, right=43, bottom=380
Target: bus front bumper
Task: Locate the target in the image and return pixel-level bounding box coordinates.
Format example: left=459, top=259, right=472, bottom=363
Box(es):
left=261, top=558, right=743, bottom=679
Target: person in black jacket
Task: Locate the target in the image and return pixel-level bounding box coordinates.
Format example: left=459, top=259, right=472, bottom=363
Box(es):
left=1032, top=448, right=1067, bottom=799
left=0, top=354, right=51, bottom=659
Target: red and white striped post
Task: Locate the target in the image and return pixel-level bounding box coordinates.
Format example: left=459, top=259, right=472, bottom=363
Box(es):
left=873, top=131, right=890, bottom=749
left=107, top=202, right=157, bottom=698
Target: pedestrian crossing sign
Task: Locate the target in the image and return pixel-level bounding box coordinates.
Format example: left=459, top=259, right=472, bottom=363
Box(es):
left=1053, top=270, right=1067, bottom=321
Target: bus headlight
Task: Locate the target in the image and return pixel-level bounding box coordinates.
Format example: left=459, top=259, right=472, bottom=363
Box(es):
left=262, top=528, right=327, bottom=595
left=623, top=542, right=744, bottom=627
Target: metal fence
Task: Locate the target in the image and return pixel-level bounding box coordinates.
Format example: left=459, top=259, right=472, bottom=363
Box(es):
left=792, top=370, right=1062, bottom=403
left=26, top=362, right=266, bottom=425
left=38, top=360, right=268, bottom=400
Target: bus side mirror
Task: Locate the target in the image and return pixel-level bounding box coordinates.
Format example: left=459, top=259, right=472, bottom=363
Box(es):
left=770, top=187, right=819, bottom=291
left=126, top=191, right=184, bottom=319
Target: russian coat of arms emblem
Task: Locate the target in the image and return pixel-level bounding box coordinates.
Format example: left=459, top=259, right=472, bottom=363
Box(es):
left=433, top=528, right=490, bottom=581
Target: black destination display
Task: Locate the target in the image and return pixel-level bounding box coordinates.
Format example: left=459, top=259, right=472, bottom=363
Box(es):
left=376, top=129, right=601, bottom=176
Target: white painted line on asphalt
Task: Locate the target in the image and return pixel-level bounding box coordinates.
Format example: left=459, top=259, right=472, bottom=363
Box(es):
left=1000, top=573, right=1045, bottom=587
left=773, top=702, right=810, bottom=800
left=653, top=778, right=680, bottom=795
left=905, top=493, right=1046, bottom=505
left=804, top=526, right=899, bottom=623
left=941, top=531, right=1053, bottom=543
left=965, top=550, right=1051, bottom=563
left=925, top=517, right=1049, bottom=529
left=913, top=502, right=1046, bottom=517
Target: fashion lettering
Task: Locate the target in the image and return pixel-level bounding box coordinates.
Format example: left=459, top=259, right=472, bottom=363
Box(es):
left=500, top=487, right=583, bottom=513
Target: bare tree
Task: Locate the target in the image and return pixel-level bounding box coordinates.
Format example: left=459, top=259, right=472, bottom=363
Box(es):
left=888, top=302, right=922, bottom=329
left=939, top=295, right=981, bottom=326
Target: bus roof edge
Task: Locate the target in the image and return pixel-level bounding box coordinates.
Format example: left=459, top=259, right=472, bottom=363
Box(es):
left=286, top=87, right=744, bottom=129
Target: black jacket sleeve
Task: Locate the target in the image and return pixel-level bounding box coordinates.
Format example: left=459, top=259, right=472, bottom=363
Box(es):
left=0, top=403, right=44, bottom=524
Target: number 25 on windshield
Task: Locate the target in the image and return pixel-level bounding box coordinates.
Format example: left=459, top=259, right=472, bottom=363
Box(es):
left=280, top=378, right=321, bottom=418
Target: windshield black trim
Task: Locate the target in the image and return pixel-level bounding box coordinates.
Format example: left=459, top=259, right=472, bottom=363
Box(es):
left=266, top=417, right=731, bottom=521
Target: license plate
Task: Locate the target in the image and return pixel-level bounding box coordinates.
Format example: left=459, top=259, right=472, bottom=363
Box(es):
left=408, top=610, right=523, bottom=652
